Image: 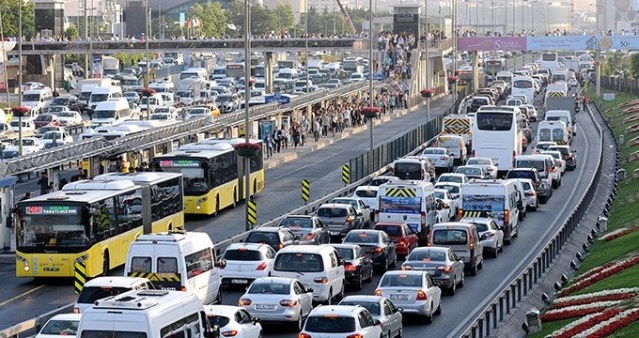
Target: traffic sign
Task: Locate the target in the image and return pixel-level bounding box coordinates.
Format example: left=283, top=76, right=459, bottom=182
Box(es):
left=247, top=200, right=257, bottom=226
left=341, top=165, right=350, bottom=184
left=302, top=179, right=310, bottom=203
left=265, top=93, right=291, bottom=104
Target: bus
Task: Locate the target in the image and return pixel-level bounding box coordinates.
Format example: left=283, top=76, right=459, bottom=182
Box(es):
left=540, top=52, right=560, bottom=71
left=15, top=179, right=170, bottom=278
left=472, top=109, right=523, bottom=175
left=153, top=138, right=265, bottom=215
left=456, top=67, right=486, bottom=94
left=511, top=76, right=536, bottom=104
left=484, top=58, right=506, bottom=77
left=226, top=63, right=245, bottom=79
left=343, top=57, right=364, bottom=75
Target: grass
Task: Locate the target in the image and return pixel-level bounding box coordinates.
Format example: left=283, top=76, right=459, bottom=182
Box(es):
left=610, top=319, right=639, bottom=337
left=576, top=230, right=639, bottom=274
left=575, top=263, right=639, bottom=295
left=528, top=318, right=576, bottom=338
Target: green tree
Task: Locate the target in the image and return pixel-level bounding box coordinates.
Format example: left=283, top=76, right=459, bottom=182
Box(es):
left=73, top=17, right=107, bottom=40
left=0, top=0, right=35, bottom=39
left=270, top=3, right=294, bottom=34
left=603, top=51, right=625, bottom=77
left=629, top=53, right=639, bottom=79
left=187, top=2, right=227, bottom=38
left=64, top=26, right=78, bottom=41
left=151, top=15, right=181, bottom=38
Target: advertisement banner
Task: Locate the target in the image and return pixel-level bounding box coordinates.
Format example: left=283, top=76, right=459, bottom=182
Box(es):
left=457, top=37, right=526, bottom=51
left=458, top=35, right=639, bottom=51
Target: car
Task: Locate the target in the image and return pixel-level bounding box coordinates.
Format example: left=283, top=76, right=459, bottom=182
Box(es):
left=56, top=110, right=83, bottom=126
left=300, top=305, right=383, bottom=338
left=505, top=168, right=552, bottom=204
left=35, top=313, right=81, bottom=338
left=50, top=95, right=82, bottom=112
left=533, top=141, right=557, bottom=154
left=325, top=78, right=342, bottom=89
left=10, top=119, right=36, bottom=133
left=568, top=77, right=579, bottom=87
left=339, top=296, right=403, bottom=338
left=220, top=243, right=276, bottom=287
left=420, top=147, right=455, bottom=173
left=374, top=270, right=442, bottom=324
left=348, top=72, right=365, bottom=83
left=369, top=175, right=400, bottom=186
left=329, top=243, right=374, bottom=290
left=373, top=222, right=418, bottom=257
left=33, top=114, right=61, bottom=128
left=41, top=131, right=74, bottom=148
left=434, top=188, right=458, bottom=220
left=238, top=277, right=313, bottom=331
left=204, top=305, right=263, bottom=338
left=326, top=198, right=369, bottom=227
left=244, top=226, right=299, bottom=251
left=34, top=125, right=65, bottom=138
left=508, top=178, right=539, bottom=211
left=352, top=185, right=380, bottom=211
left=455, top=165, right=486, bottom=179
left=342, top=229, right=397, bottom=272
left=437, top=173, right=469, bottom=185
left=73, top=276, right=155, bottom=313
left=548, top=145, right=577, bottom=170
left=11, top=137, right=44, bottom=154
left=46, top=105, right=69, bottom=114
left=402, top=156, right=438, bottom=182
left=216, top=93, right=240, bottom=113
left=22, top=81, right=47, bottom=92
left=400, top=246, right=465, bottom=295
left=461, top=217, right=504, bottom=258
left=523, top=104, right=538, bottom=121
left=542, top=150, right=566, bottom=174
left=466, top=157, right=498, bottom=179
left=277, top=215, right=330, bottom=245
left=1, top=149, right=20, bottom=159
left=149, top=107, right=179, bottom=121
left=365, top=72, right=386, bottom=81
left=185, top=106, right=214, bottom=120
left=123, top=91, right=140, bottom=105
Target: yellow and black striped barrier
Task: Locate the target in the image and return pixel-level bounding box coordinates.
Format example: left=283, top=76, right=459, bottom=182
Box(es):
left=302, top=179, right=310, bottom=203
left=341, top=165, right=350, bottom=185
left=385, top=187, right=417, bottom=198
left=128, top=272, right=181, bottom=282
left=74, top=261, right=86, bottom=294
left=247, top=200, right=257, bottom=226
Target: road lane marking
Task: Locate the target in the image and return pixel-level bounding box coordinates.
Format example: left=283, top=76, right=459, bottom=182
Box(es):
left=0, top=285, right=47, bottom=308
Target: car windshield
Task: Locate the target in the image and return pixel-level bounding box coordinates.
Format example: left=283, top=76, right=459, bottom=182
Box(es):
left=245, top=231, right=279, bottom=246
left=456, top=167, right=481, bottom=176
left=59, top=112, right=75, bottom=117
left=379, top=273, right=423, bottom=287
left=304, top=317, right=356, bottom=333
left=334, top=247, right=354, bottom=260
left=548, top=147, right=569, bottom=155
left=224, top=249, right=262, bottom=261
left=507, top=171, right=535, bottom=179
left=394, top=162, right=422, bottom=180
left=438, top=176, right=462, bottom=184
left=436, top=185, right=460, bottom=194
left=468, top=158, right=491, bottom=165
left=432, top=229, right=469, bottom=245
left=280, top=218, right=313, bottom=229
left=434, top=191, right=446, bottom=199
left=516, top=160, right=544, bottom=172
left=35, top=115, right=51, bottom=121
left=274, top=252, right=324, bottom=272
left=340, top=301, right=381, bottom=315
left=343, top=232, right=378, bottom=244
left=472, top=222, right=490, bottom=232
left=247, top=282, right=289, bottom=294
left=423, top=149, right=445, bottom=155
left=355, top=189, right=377, bottom=198
left=40, top=318, right=79, bottom=335
left=207, top=315, right=230, bottom=329
left=77, top=286, right=132, bottom=303
left=318, top=207, right=348, bottom=217
left=408, top=249, right=447, bottom=261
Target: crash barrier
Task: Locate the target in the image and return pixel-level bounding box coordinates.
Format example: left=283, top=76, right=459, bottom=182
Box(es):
left=455, top=95, right=606, bottom=338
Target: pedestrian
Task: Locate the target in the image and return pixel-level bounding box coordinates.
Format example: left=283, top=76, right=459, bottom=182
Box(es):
left=272, top=128, right=282, bottom=153
left=264, top=133, right=274, bottom=158
left=20, top=192, right=31, bottom=201
left=280, top=126, right=289, bottom=149
left=58, top=178, right=69, bottom=191
left=313, top=117, right=321, bottom=142
left=47, top=182, right=55, bottom=193
left=37, top=172, right=49, bottom=195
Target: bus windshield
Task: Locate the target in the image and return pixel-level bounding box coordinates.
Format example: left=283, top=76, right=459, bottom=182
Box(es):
left=476, top=113, right=513, bottom=131
left=157, top=158, right=209, bottom=195
left=513, top=80, right=533, bottom=88
left=18, top=204, right=88, bottom=249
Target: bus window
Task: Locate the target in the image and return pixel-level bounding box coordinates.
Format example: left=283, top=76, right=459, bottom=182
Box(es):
left=476, top=113, right=514, bottom=131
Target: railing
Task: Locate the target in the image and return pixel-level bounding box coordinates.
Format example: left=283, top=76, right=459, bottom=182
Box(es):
left=155, top=64, right=185, bottom=79
left=455, top=96, right=607, bottom=338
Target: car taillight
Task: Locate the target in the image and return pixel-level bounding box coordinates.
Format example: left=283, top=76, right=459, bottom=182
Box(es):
left=421, top=211, right=426, bottom=226
left=457, top=208, right=463, bottom=219
left=513, top=150, right=517, bottom=158
left=344, top=263, right=357, bottom=271
left=374, top=247, right=384, bottom=253
left=374, top=210, right=380, bottom=223
left=222, top=330, right=238, bottom=337
left=401, top=265, right=413, bottom=270
left=314, top=277, right=328, bottom=284
left=437, top=265, right=453, bottom=273
left=421, top=168, right=426, bottom=180
left=472, top=149, right=475, bottom=156
left=440, top=156, right=448, bottom=160
left=279, top=243, right=284, bottom=249
left=416, top=290, right=428, bottom=300
left=504, top=210, right=510, bottom=225
left=73, top=307, right=80, bottom=313
left=346, top=216, right=355, bottom=223
left=239, top=298, right=252, bottom=306
left=552, top=167, right=557, bottom=172
left=374, top=289, right=382, bottom=296
left=305, top=233, right=316, bottom=240
left=397, top=240, right=406, bottom=247
left=346, top=334, right=364, bottom=338
left=486, top=167, right=494, bottom=171
left=298, top=333, right=312, bottom=338
left=256, top=261, right=268, bottom=270
left=526, top=190, right=536, bottom=196
left=280, top=299, right=298, bottom=307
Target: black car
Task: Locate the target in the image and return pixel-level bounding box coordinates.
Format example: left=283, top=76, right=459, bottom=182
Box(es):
left=49, top=95, right=82, bottom=112
left=548, top=145, right=577, bottom=171
left=342, top=230, right=397, bottom=273
left=329, top=244, right=373, bottom=290
left=244, top=227, right=299, bottom=251
left=506, top=168, right=552, bottom=204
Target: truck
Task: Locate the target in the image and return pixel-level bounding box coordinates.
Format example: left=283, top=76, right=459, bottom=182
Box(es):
left=545, top=91, right=576, bottom=117
left=102, top=56, right=120, bottom=78
left=443, top=115, right=473, bottom=145
left=175, top=77, right=207, bottom=106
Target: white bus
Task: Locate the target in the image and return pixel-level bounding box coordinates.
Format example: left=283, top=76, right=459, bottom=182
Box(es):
left=125, top=231, right=223, bottom=305
left=511, top=76, right=535, bottom=104
left=540, top=52, right=560, bottom=71
left=472, top=109, right=523, bottom=175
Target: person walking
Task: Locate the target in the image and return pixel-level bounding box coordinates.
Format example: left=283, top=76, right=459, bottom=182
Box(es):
left=264, top=133, right=274, bottom=158
left=273, top=128, right=282, bottom=153
left=313, top=117, right=321, bottom=142
left=37, top=172, right=49, bottom=195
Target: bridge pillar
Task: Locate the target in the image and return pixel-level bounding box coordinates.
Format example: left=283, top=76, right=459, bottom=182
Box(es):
left=472, top=52, right=480, bottom=92
left=265, top=52, right=274, bottom=94
left=0, top=178, right=16, bottom=252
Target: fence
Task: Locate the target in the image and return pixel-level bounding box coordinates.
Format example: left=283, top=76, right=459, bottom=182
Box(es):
left=456, top=98, right=607, bottom=338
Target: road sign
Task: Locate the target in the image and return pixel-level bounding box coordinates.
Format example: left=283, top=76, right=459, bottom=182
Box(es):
left=74, top=261, right=86, bottom=294
left=302, top=179, right=310, bottom=202
left=603, top=93, right=616, bottom=101
left=247, top=200, right=257, bottom=226
left=264, top=93, right=291, bottom=104
left=341, top=164, right=350, bottom=184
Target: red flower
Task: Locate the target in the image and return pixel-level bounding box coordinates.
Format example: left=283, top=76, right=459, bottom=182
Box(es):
left=552, top=308, right=623, bottom=338
left=142, top=88, right=156, bottom=97
left=558, top=256, right=639, bottom=297
left=604, top=227, right=639, bottom=241
left=448, top=75, right=459, bottom=83
left=233, top=142, right=261, bottom=151
left=551, top=293, right=637, bottom=309
left=420, top=88, right=435, bottom=94
left=586, top=309, right=639, bottom=338
left=360, top=106, right=381, bottom=114
left=11, top=106, right=30, bottom=114
left=540, top=306, right=605, bottom=322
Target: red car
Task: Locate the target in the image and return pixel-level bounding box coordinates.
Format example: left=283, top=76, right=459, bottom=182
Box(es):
left=373, top=222, right=418, bottom=256
left=33, top=114, right=60, bottom=128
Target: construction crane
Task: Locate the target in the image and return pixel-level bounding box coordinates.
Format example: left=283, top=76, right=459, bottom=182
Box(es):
left=335, top=0, right=358, bottom=35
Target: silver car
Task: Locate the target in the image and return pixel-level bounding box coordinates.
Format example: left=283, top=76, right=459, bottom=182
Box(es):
left=278, top=215, right=330, bottom=245
left=239, top=277, right=314, bottom=331
left=375, top=270, right=442, bottom=324
left=460, top=217, right=504, bottom=258
left=329, top=197, right=371, bottom=227
left=509, top=178, right=539, bottom=211
left=339, top=296, right=403, bottom=338
left=466, top=157, right=498, bottom=179
left=318, top=203, right=365, bottom=237
left=420, top=147, right=454, bottom=173
left=400, top=247, right=465, bottom=295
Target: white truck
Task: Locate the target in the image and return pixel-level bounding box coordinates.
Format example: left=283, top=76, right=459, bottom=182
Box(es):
left=176, top=76, right=207, bottom=106
left=102, top=56, right=120, bottom=78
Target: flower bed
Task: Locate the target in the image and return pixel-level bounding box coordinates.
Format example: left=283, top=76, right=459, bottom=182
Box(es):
left=558, top=256, right=639, bottom=297
left=545, top=308, right=624, bottom=338
left=360, top=106, right=381, bottom=119
left=573, top=308, right=639, bottom=337
left=233, top=142, right=262, bottom=157
left=540, top=300, right=623, bottom=322
left=420, top=88, right=434, bottom=98
left=551, top=288, right=639, bottom=309
left=600, top=226, right=639, bottom=241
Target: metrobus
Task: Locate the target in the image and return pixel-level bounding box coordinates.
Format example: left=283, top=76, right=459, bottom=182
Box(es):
left=472, top=109, right=523, bottom=175
left=540, top=52, right=560, bottom=71
left=226, top=63, right=245, bottom=79
left=456, top=67, right=486, bottom=94
left=153, top=138, right=265, bottom=215
left=511, top=76, right=536, bottom=104
left=484, top=58, right=506, bottom=77
left=15, top=179, right=171, bottom=278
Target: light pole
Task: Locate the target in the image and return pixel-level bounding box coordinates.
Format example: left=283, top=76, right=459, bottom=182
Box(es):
left=145, top=3, right=151, bottom=119
left=425, top=0, right=430, bottom=121
left=305, top=4, right=309, bottom=94
left=243, top=0, right=252, bottom=231
left=18, top=0, right=23, bottom=155
left=368, top=0, right=374, bottom=152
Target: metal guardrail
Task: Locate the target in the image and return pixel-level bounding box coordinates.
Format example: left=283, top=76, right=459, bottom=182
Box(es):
left=155, top=64, right=185, bottom=79
left=0, top=303, right=74, bottom=338
left=456, top=95, right=606, bottom=338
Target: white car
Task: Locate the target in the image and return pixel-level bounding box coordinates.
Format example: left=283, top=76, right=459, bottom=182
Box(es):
left=437, top=173, right=469, bottom=185
left=10, top=120, right=35, bottom=133
left=541, top=150, right=566, bottom=174
left=460, top=217, right=504, bottom=258
left=420, top=147, right=454, bottom=172
left=41, top=131, right=74, bottom=148
left=35, top=313, right=81, bottom=338
left=466, top=157, right=498, bottom=179
left=220, top=243, right=276, bottom=287
left=352, top=185, right=380, bottom=211
left=348, top=72, right=365, bottom=83
left=184, top=107, right=213, bottom=120
left=533, top=141, right=557, bottom=154
left=57, top=110, right=83, bottom=126
left=204, top=305, right=262, bottom=338
left=329, top=197, right=372, bottom=227
left=509, top=178, right=539, bottom=211
left=22, top=81, right=48, bottom=92
left=339, top=296, right=403, bottom=338
left=375, top=270, right=442, bottom=324
left=300, top=305, right=383, bottom=338
left=434, top=182, right=463, bottom=203
left=11, top=137, right=44, bottom=154
left=239, top=277, right=314, bottom=331
left=434, top=188, right=457, bottom=221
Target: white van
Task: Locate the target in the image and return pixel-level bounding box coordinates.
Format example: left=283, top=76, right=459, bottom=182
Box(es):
left=515, top=154, right=558, bottom=187
left=180, top=67, right=208, bottom=80
left=22, top=88, right=53, bottom=114
left=391, top=158, right=434, bottom=182
left=77, top=290, right=214, bottom=338
left=74, top=276, right=155, bottom=313
left=459, top=179, right=520, bottom=244
left=149, top=80, right=175, bottom=93
left=139, top=93, right=165, bottom=113
left=430, top=222, right=483, bottom=275
left=88, top=86, right=123, bottom=111
left=276, top=68, right=299, bottom=80
left=435, top=134, right=468, bottom=165
left=124, top=231, right=223, bottom=305
left=272, top=244, right=345, bottom=304
left=211, top=66, right=227, bottom=80
left=92, top=99, right=131, bottom=127
left=537, top=120, right=570, bottom=145
left=376, top=180, right=437, bottom=244
left=545, top=109, right=576, bottom=136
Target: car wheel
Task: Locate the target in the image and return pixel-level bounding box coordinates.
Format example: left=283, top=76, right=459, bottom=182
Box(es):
left=423, top=307, right=433, bottom=324
left=469, top=264, right=477, bottom=276
left=458, top=271, right=465, bottom=287
left=448, top=279, right=457, bottom=295
left=397, top=328, right=403, bottom=338
left=337, top=283, right=345, bottom=301
left=434, top=302, right=442, bottom=316
left=215, top=290, right=223, bottom=304
left=325, top=288, right=333, bottom=305
left=293, top=313, right=304, bottom=332
left=356, top=275, right=363, bottom=291
left=493, top=246, right=499, bottom=258
left=551, top=180, right=558, bottom=189
left=367, top=266, right=374, bottom=282
left=558, top=179, right=562, bottom=187
left=390, top=252, right=397, bottom=268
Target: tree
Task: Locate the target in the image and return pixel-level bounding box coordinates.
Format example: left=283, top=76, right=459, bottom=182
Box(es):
left=151, top=15, right=181, bottom=38
left=187, top=2, right=227, bottom=38
left=0, top=0, right=35, bottom=39
left=270, top=3, right=294, bottom=34
left=64, top=26, right=78, bottom=41
left=629, top=53, right=639, bottom=79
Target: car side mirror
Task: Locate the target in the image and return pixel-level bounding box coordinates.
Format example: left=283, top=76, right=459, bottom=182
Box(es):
left=252, top=317, right=261, bottom=324
left=306, top=287, right=314, bottom=293
left=217, top=259, right=226, bottom=269
left=373, top=319, right=381, bottom=326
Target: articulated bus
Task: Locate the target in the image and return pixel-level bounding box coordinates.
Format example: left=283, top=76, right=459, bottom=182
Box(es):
left=15, top=178, right=178, bottom=278
left=472, top=109, right=523, bottom=175
left=153, top=138, right=265, bottom=215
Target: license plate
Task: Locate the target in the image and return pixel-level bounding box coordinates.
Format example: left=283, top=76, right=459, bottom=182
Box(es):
left=231, top=279, right=248, bottom=284
left=424, top=269, right=436, bottom=274
left=255, top=304, right=277, bottom=311
left=390, top=294, right=409, bottom=300
left=330, top=231, right=341, bottom=235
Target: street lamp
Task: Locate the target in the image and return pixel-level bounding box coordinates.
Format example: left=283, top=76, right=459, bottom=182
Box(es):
left=243, top=0, right=252, bottom=231
left=18, top=0, right=23, bottom=155
left=305, top=4, right=309, bottom=94
left=368, top=0, right=374, bottom=152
